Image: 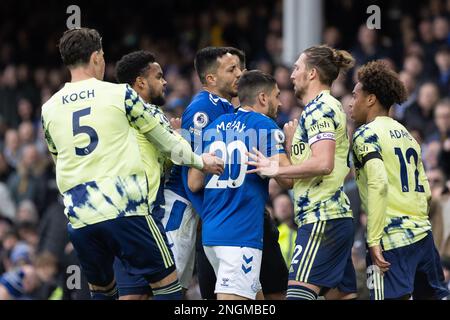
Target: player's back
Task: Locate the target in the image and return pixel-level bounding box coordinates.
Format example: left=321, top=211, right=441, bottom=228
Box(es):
left=165, top=90, right=236, bottom=211
left=353, top=116, right=431, bottom=249
left=201, top=109, right=285, bottom=249
left=42, top=78, right=149, bottom=228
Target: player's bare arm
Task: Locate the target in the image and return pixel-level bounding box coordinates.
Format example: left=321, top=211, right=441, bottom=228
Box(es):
left=246, top=149, right=293, bottom=189
left=283, top=119, right=298, bottom=159
left=247, top=139, right=335, bottom=179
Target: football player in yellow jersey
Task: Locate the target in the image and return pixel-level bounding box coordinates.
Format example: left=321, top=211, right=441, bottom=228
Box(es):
left=112, top=50, right=176, bottom=300
left=349, top=60, right=448, bottom=300
left=41, top=28, right=223, bottom=300
left=247, top=46, right=357, bottom=300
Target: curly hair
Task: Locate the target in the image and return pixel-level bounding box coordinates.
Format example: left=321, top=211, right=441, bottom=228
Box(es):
left=115, top=50, right=156, bottom=85
left=357, top=60, right=407, bottom=110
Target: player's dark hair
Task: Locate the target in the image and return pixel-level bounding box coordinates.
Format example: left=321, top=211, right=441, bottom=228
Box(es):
left=194, top=47, right=245, bottom=84
left=303, top=45, right=355, bottom=86
left=357, top=60, right=407, bottom=110
left=224, top=47, right=246, bottom=70
left=115, top=50, right=156, bottom=85
left=238, top=70, right=277, bottom=106
left=58, top=28, right=102, bottom=68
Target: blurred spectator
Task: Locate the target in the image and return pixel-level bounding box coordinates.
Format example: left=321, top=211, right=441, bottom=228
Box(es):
left=273, top=65, right=292, bottom=90
left=433, top=16, right=450, bottom=46
left=434, top=46, right=450, bottom=95
left=272, top=193, right=296, bottom=267
left=0, top=265, right=39, bottom=300
left=404, top=82, right=440, bottom=137
left=7, top=144, right=47, bottom=210
left=37, top=198, right=68, bottom=263
left=396, top=70, right=418, bottom=120
left=428, top=167, right=447, bottom=199
left=9, top=242, right=33, bottom=267
left=268, top=178, right=283, bottom=202
left=442, top=257, right=450, bottom=294
left=0, top=182, right=16, bottom=220
left=428, top=99, right=450, bottom=143
left=323, top=26, right=343, bottom=49
left=15, top=200, right=38, bottom=226
left=276, top=89, right=296, bottom=127
left=17, top=98, right=34, bottom=124
left=403, top=54, right=425, bottom=82
left=424, top=140, right=442, bottom=170
left=18, top=121, right=35, bottom=146
left=3, top=129, right=20, bottom=168
left=351, top=25, right=388, bottom=67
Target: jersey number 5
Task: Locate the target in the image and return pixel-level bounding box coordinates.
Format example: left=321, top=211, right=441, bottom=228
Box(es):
left=205, top=140, right=248, bottom=189
left=72, top=107, right=99, bottom=156
left=394, top=147, right=424, bottom=193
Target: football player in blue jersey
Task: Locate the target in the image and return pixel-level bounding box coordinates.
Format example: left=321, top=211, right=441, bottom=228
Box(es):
left=187, top=70, right=292, bottom=300
left=163, top=47, right=244, bottom=292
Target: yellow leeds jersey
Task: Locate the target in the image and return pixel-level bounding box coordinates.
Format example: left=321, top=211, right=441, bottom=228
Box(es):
left=352, top=116, right=431, bottom=251
left=290, top=90, right=352, bottom=227
left=41, top=78, right=163, bottom=228
left=135, top=104, right=173, bottom=208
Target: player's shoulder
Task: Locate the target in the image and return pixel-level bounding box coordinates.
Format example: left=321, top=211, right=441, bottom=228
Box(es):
left=352, top=122, right=379, bottom=145
left=303, top=91, right=340, bottom=120
left=250, top=111, right=278, bottom=128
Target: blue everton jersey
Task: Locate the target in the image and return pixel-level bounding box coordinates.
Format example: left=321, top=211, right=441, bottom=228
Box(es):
left=201, top=109, right=286, bottom=249
left=165, top=90, right=236, bottom=213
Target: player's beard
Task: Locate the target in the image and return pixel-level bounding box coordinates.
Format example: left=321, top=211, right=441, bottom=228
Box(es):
left=149, top=87, right=166, bottom=106
left=294, top=74, right=308, bottom=101
left=149, top=94, right=166, bottom=106
left=267, top=101, right=278, bottom=120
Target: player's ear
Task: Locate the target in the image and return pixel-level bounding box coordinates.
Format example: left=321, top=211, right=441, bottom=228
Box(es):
left=257, top=91, right=267, bottom=106
left=309, top=67, right=317, bottom=81
left=135, top=76, right=146, bottom=90
left=90, top=51, right=98, bottom=65
left=205, top=74, right=216, bottom=86
left=367, top=93, right=377, bottom=107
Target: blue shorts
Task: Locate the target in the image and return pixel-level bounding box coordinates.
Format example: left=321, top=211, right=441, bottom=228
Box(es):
left=288, top=218, right=357, bottom=294
left=113, top=258, right=153, bottom=297
left=367, top=232, right=449, bottom=300
left=68, top=215, right=175, bottom=287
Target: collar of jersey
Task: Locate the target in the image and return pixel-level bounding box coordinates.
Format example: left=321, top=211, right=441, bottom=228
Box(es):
left=64, top=77, right=96, bottom=87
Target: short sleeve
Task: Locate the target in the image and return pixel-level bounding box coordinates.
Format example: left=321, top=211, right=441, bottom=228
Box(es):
left=256, top=118, right=286, bottom=158
left=123, top=85, right=158, bottom=134
left=303, top=103, right=337, bottom=146
left=352, top=125, right=382, bottom=169
left=41, top=115, right=58, bottom=156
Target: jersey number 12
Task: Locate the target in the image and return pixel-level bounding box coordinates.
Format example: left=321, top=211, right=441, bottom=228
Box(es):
left=394, top=147, right=424, bottom=193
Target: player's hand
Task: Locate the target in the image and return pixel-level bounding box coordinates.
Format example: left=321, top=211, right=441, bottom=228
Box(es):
left=369, top=245, right=390, bottom=274
left=246, top=147, right=279, bottom=178
left=283, top=119, right=298, bottom=145
left=170, top=117, right=182, bottom=131
left=201, top=152, right=224, bottom=175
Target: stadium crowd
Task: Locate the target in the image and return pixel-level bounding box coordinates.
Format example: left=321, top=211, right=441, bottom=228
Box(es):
left=0, top=0, right=449, bottom=299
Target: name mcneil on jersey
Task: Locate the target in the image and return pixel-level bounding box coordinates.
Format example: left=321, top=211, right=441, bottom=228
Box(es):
left=62, top=89, right=95, bottom=104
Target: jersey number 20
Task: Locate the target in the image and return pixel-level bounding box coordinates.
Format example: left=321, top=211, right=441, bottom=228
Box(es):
left=205, top=140, right=248, bottom=189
